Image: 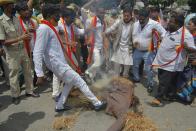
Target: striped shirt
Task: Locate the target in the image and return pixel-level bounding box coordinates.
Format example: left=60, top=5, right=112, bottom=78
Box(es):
left=187, top=34, right=196, bottom=65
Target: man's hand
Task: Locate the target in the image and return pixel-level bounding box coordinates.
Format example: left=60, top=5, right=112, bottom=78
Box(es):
left=36, top=77, right=45, bottom=85
left=28, top=27, right=36, bottom=33
left=133, top=42, right=140, bottom=48
left=184, top=42, right=196, bottom=52
left=20, top=33, right=32, bottom=41
left=71, top=41, right=77, bottom=47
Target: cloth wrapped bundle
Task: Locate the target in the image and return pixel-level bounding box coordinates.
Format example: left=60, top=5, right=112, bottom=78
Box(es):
left=105, top=77, right=137, bottom=131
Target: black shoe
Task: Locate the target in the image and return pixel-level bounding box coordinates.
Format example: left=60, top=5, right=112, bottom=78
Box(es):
left=26, top=92, right=40, bottom=98
left=55, top=104, right=72, bottom=112
left=94, top=101, right=107, bottom=111
left=164, top=94, right=178, bottom=102
left=12, top=97, right=20, bottom=105
left=53, top=93, right=62, bottom=102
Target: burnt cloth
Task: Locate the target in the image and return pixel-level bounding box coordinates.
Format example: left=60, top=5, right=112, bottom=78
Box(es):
left=104, top=77, right=135, bottom=131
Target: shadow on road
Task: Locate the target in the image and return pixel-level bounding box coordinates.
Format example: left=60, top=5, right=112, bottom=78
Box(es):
left=0, top=111, right=45, bottom=131
left=0, top=77, right=9, bottom=95
left=0, top=95, right=12, bottom=112
left=34, top=82, right=52, bottom=95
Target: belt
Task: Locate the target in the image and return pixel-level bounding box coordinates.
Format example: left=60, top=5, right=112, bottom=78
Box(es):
left=136, top=49, right=148, bottom=52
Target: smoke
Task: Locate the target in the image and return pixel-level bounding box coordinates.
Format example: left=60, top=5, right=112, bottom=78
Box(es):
left=96, top=0, right=120, bottom=9
left=91, top=71, right=119, bottom=91
left=92, top=74, right=113, bottom=89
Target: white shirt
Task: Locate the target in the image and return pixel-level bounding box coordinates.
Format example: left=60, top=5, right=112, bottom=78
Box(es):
left=33, top=24, right=71, bottom=78
left=132, top=18, right=166, bottom=51
left=85, top=17, right=104, bottom=49
left=105, top=19, right=132, bottom=50
left=152, top=27, right=196, bottom=72
left=120, top=23, right=131, bottom=49
left=58, top=21, right=85, bottom=40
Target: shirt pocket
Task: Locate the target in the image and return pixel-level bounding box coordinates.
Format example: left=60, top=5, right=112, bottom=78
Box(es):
left=5, top=25, right=16, bottom=35
left=2, top=20, right=16, bottom=35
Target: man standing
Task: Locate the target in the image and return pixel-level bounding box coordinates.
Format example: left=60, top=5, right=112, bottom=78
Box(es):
left=132, top=8, right=166, bottom=91
left=51, top=7, right=84, bottom=99
left=105, top=7, right=134, bottom=78
left=34, top=4, right=106, bottom=112
left=15, top=1, right=38, bottom=56
left=85, top=6, right=106, bottom=83
left=151, top=13, right=196, bottom=106
left=0, top=0, right=39, bottom=105
left=58, top=7, right=85, bottom=72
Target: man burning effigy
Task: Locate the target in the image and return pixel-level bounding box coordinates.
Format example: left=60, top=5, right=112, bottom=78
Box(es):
left=33, top=3, right=106, bottom=112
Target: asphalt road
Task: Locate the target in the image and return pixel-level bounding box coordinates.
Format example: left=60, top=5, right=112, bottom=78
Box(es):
left=0, top=76, right=196, bottom=131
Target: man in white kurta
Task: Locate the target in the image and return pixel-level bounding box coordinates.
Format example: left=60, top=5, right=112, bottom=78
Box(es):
left=33, top=4, right=105, bottom=112
left=105, top=7, right=134, bottom=78
left=51, top=8, right=85, bottom=99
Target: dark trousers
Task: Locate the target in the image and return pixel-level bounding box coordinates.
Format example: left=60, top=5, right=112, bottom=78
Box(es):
left=0, top=56, right=5, bottom=76
left=80, top=37, right=88, bottom=72
left=156, top=69, right=180, bottom=101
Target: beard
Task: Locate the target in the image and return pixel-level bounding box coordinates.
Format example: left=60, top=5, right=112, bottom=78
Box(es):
left=124, top=19, right=131, bottom=24
left=167, top=24, right=178, bottom=33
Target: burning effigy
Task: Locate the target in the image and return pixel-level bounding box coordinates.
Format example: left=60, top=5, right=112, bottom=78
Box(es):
left=102, top=77, right=157, bottom=131
left=52, top=77, right=157, bottom=131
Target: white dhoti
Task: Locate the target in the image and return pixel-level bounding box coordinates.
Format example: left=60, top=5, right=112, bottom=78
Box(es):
left=111, top=47, right=132, bottom=77
left=111, top=47, right=133, bottom=65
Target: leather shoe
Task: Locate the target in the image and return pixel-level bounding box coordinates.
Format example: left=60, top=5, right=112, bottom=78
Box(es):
left=150, top=99, right=164, bottom=107
left=94, top=101, right=107, bottom=111
left=12, top=97, right=20, bottom=105
left=26, top=92, right=40, bottom=98
left=55, top=104, right=72, bottom=112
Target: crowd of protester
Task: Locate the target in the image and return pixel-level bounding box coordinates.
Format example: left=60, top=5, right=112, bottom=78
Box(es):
left=0, top=0, right=196, bottom=111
